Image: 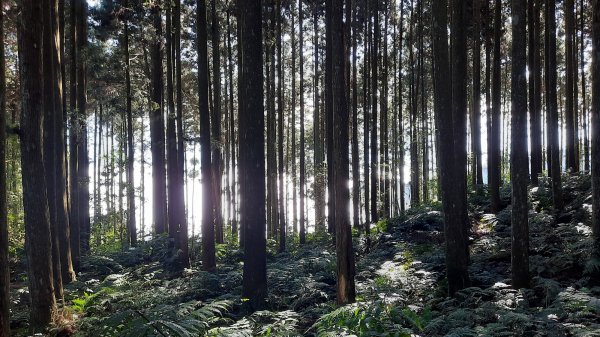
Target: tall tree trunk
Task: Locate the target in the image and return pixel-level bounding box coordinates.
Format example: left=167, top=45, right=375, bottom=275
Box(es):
left=433, top=0, right=470, bottom=296
left=591, top=0, right=600, bottom=259
left=583, top=0, right=589, bottom=172
left=313, top=3, right=325, bottom=233
left=124, top=0, right=137, bottom=247
left=0, top=0, right=8, bottom=332
left=174, top=0, right=188, bottom=262
left=239, top=0, right=267, bottom=311
left=510, top=0, right=530, bottom=289
left=150, top=0, right=167, bottom=235
left=276, top=0, right=286, bottom=251
left=69, top=0, right=80, bottom=271
left=291, top=9, right=298, bottom=235
left=490, top=0, right=502, bottom=213
left=20, top=0, right=57, bottom=329
left=529, top=0, right=542, bottom=185
left=545, top=0, right=564, bottom=210
left=212, top=0, right=224, bottom=245
left=328, top=0, right=355, bottom=305
left=370, top=0, right=379, bottom=222
left=362, top=0, right=370, bottom=228
left=472, top=0, right=483, bottom=186
left=227, top=7, right=237, bottom=238
left=198, top=0, right=215, bottom=272
left=351, top=0, right=360, bottom=227
left=382, top=0, right=391, bottom=214
left=299, top=0, right=306, bottom=244
left=76, top=0, right=90, bottom=254
left=43, top=0, right=63, bottom=301
left=566, top=0, right=577, bottom=172
left=325, top=0, right=335, bottom=234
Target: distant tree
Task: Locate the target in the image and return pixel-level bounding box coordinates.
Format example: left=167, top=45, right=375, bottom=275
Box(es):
left=239, top=0, right=267, bottom=310
left=299, top=0, right=306, bottom=244
left=20, top=0, right=57, bottom=330
left=370, top=0, right=379, bottom=221
left=510, top=0, right=530, bottom=289
left=212, top=0, right=224, bottom=245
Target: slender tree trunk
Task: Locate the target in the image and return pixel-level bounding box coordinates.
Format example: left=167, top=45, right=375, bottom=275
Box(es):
left=239, top=0, right=267, bottom=311
left=212, top=0, right=224, bottom=245
left=328, top=0, right=355, bottom=305
left=583, top=0, right=589, bottom=172
left=150, top=0, right=167, bottom=235
left=76, top=0, right=90, bottom=254
left=510, top=0, right=530, bottom=289
left=545, top=0, right=564, bottom=210
left=299, top=0, right=306, bottom=244
left=326, top=0, right=335, bottom=234
left=276, top=0, right=286, bottom=251
left=591, top=0, right=600, bottom=259
left=472, top=0, right=483, bottom=185
left=382, top=0, right=391, bottom=214
left=20, top=0, right=57, bottom=329
left=370, top=0, right=379, bottom=222
left=42, top=0, right=63, bottom=301
left=362, top=1, right=370, bottom=228
left=124, top=0, right=137, bottom=247
left=530, top=0, right=543, bottom=185
left=69, top=0, right=80, bottom=271
left=227, top=7, right=237, bottom=238
left=291, top=9, right=298, bottom=235
left=198, top=0, right=215, bottom=272
left=313, top=3, right=325, bottom=233
left=0, top=0, right=8, bottom=331
left=351, top=0, right=360, bottom=227
left=566, top=0, right=577, bottom=172
left=490, top=0, right=502, bottom=213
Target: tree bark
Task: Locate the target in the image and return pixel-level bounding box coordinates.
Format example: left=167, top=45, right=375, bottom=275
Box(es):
left=490, top=0, right=502, bottom=213
left=591, top=0, right=600, bottom=259
left=299, top=0, right=306, bottom=244
left=510, top=0, right=530, bottom=289
left=472, top=0, right=483, bottom=186
left=529, top=0, right=542, bottom=185
left=150, top=0, right=167, bottom=235
left=198, top=0, right=215, bottom=272
left=0, top=0, right=8, bottom=332
left=212, top=0, right=224, bottom=245
left=328, top=0, right=355, bottom=305
left=545, top=0, right=564, bottom=210
left=566, top=0, right=578, bottom=172
left=239, top=0, right=267, bottom=311
left=20, top=0, right=57, bottom=329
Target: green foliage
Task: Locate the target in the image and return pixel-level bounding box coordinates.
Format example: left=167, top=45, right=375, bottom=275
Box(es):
left=79, top=300, right=230, bottom=337
left=211, top=310, right=301, bottom=337
left=312, top=302, right=430, bottom=337
left=375, top=219, right=389, bottom=233
left=71, top=287, right=115, bottom=314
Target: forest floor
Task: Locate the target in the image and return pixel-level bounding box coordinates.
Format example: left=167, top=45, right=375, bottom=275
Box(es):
left=8, top=175, right=600, bottom=337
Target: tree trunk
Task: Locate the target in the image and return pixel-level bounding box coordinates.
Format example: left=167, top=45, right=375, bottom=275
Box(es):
left=150, top=0, right=167, bottom=235
left=299, top=0, right=306, bottom=244
left=124, top=0, right=137, bottom=247
left=239, top=0, right=267, bottom=311
left=490, top=0, right=502, bottom=213
left=20, top=0, right=57, bottom=329
left=0, top=0, right=8, bottom=331
left=529, top=0, right=542, bottom=185
left=328, top=0, right=355, bottom=305
left=370, top=0, right=379, bottom=222
left=591, top=0, right=600, bottom=259
left=69, top=0, right=80, bottom=272
left=545, top=0, right=564, bottom=210
left=42, top=0, right=63, bottom=301
left=76, top=0, right=90, bottom=254
left=351, top=0, right=360, bottom=227
left=510, top=0, right=530, bottom=289
left=198, top=0, right=215, bottom=272
left=212, top=0, right=224, bottom=245
left=313, top=3, right=325, bottom=233
left=433, top=0, right=470, bottom=296
left=472, top=0, right=483, bottom=186
left=565, top=0, right=577, bottom=172
left=277, top=0, right=286, bottom=251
